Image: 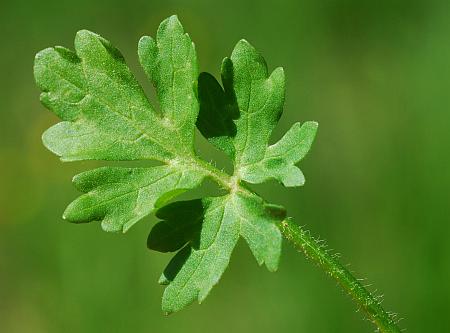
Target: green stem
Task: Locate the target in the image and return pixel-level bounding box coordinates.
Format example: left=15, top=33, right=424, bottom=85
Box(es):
left=190, top=156, right=401, bottom=332
left=188, top=156, right=234, bottom=190
left=277, top=218, right=401, bottom=333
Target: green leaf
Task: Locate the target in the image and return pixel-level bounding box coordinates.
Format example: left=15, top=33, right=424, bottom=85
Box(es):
left=138, top=15, right=198, bottom=151
left=157, top=196, right=239, bottom=313
left=234, top=194, right=284, bottom=272
left=64, top=166, right=204, bottom=232
left=35, top=15, right=318, bottom=313
left=35, top=15, right=207, bottom=233
left=240, top=121, right=318, bottom=186
left=36, top=36, right=169, bottom=161
left=197, top=40, right=317, bottom=187
left=153, top=193, right=283, bottom=313
left=35, top=16, right=199, bottom=163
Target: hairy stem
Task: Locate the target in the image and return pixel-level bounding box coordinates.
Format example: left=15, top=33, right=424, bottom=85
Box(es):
left=190, top=156, right=401, bottom=332
left=277, top=218, right=401, bottom=333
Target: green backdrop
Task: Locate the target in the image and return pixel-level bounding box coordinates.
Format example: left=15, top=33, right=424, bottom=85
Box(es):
left=1, top=0, right=449, bottom=332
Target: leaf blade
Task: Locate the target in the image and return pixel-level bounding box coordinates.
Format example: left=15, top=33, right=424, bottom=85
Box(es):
left=158, top=196, right=240, bottom=313
left=240, top=121, right=318, bottom=186
left=138, top=15, right=199, bottom=152
left=63, top=166, right=205, bottom=232
left=35, top=31, right=175, bottom=162
left=234, top=193, right=284, bottom=272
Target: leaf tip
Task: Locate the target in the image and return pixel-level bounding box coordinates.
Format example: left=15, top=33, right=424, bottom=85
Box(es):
left=168, top=14, right=179, bottom=22
left=138, top=35, right=152, bottom=47
left=161, top=298, right=179, bottom=315
left=269, top=67, right=286, bottom=91
left=33, top=47, right=54, bottom=86
left=158, top=273, right=170, bottom=285
left=306, top=120, right=319, bottom=130
left=100, top=220, right=121, bottom=233
left=34, top=47, right=52, bottom=63
left=41, top=127, right=60, bottom=157
left=74, top=29, right=105, bottom=52
left=266, top=263, right=279, bottom=273
left=234, top=38, right=258, bottom=53
left=160, top=14, right=183, bottom=34
left=62, top=203, right=75, bottom=222
left=75, top=29, right=97, bottom=39
left=237, top=38, right=250, bottom=46
left=198, top=294, right=207, bottom=305
left=281, top=167, right=305, bottom=187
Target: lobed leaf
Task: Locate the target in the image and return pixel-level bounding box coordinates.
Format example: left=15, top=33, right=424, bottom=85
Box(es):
left=35, top=35, right=170, bottom=162
left=235, top=194, right=284, bottom=271
left=35, top=14, right=206, bottom=232
left=197, top=39, right=317, bottom=187
left=35, top=15, right=318, bottom=313
left=138, top=15, right=199, bottom=150
left=151, top=193, right=283, bottom=312
left=64, top=166, right=204, bottom=232
left=240, top=121, right=318, bottom=186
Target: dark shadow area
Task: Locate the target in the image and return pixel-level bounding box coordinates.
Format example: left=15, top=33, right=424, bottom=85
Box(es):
left=196, top=60, right=240, bottom=161
left=159, top=245, right=192, bottom=284
left=148, top=199, right=204, bottom=253
left=196, top=71, right=238, bottom=141
left=148, top=198, right=210, bottom=284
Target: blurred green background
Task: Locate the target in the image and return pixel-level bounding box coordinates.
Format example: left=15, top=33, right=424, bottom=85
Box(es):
left=1, top=0, right=449, bottom=332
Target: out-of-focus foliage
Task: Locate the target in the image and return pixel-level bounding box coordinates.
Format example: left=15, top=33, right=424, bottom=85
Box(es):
left=1, top=0, right=449, bottom=332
